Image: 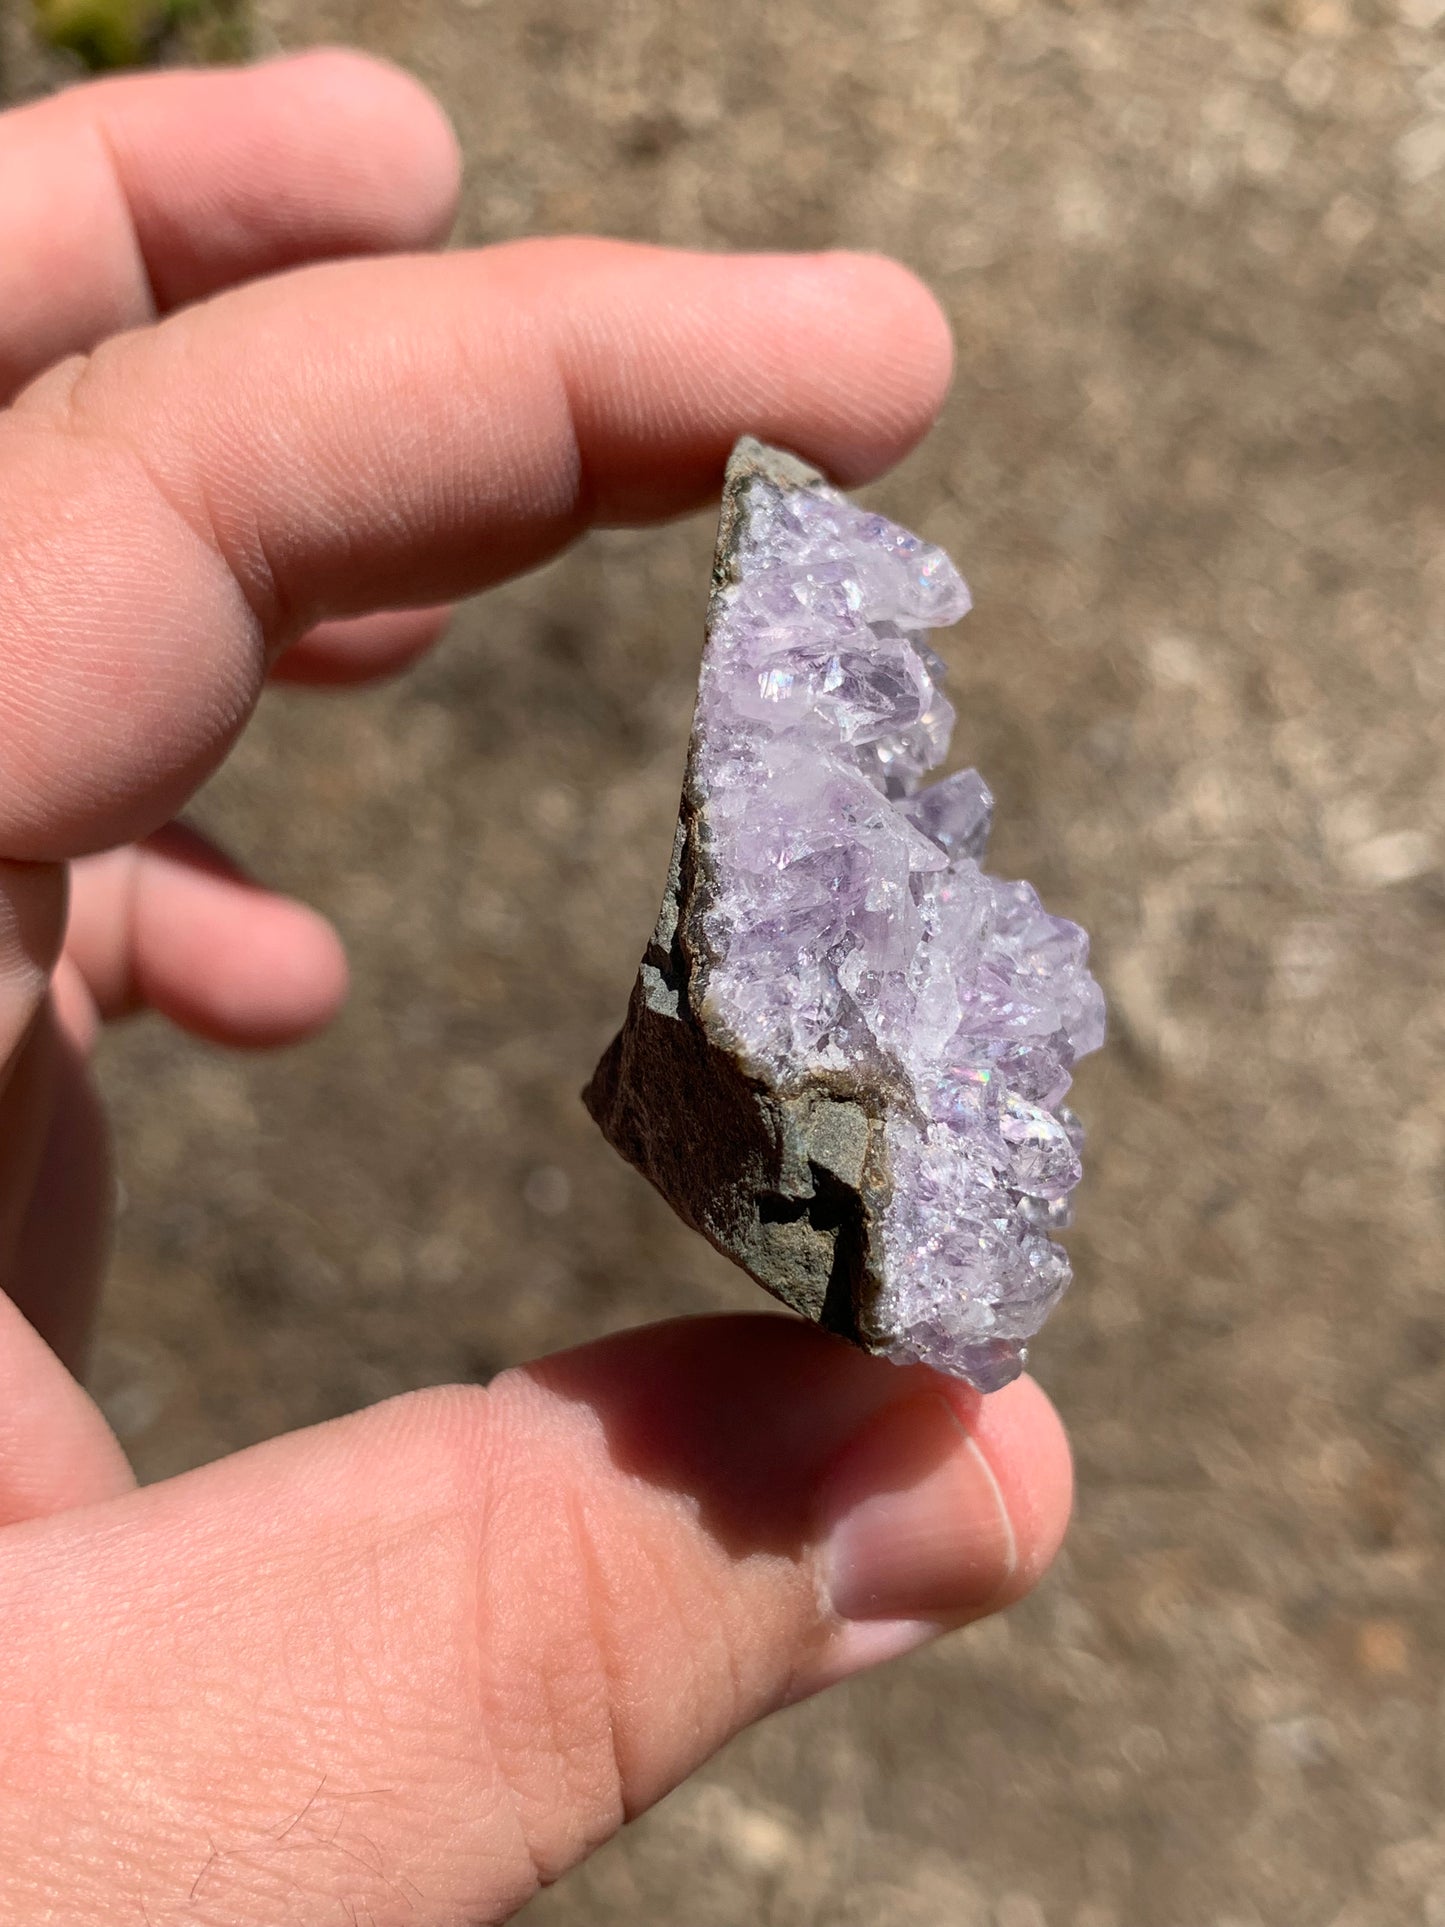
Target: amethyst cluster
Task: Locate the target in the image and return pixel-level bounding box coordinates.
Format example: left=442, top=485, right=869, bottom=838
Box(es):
left=586, top=439, right=1103, bottom=1392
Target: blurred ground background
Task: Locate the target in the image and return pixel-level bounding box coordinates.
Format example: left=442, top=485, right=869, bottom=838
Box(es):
left=6, top=0, right=1445, bottom=1921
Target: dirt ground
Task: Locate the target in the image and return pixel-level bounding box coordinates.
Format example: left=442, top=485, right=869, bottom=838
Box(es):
left=6, top=0, right=1445, bottom=1921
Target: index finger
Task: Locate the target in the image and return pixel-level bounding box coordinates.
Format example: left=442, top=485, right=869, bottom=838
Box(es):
left=0, top=240, right=953, bottom=861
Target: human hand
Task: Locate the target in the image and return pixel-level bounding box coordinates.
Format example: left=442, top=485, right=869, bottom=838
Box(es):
left=0, top=51, right=1073, bottom=1923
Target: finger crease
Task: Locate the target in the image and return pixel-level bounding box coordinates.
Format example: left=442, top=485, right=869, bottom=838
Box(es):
left=88, top=119, right=162, bottom=328
left=559, top=1482, right=629, bottom=1837
left=546, top=330, right=598, bottom=535
left=49, top=375, right=278, bottom=665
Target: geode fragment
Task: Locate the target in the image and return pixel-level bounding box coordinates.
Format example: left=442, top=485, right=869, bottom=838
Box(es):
left=584, top=438, right=1104, bottom=1391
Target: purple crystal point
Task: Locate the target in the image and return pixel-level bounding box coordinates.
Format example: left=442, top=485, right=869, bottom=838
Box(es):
left=902, top=767, right=994, bottom=861
left=585, top=439, right=1104, bottom=1393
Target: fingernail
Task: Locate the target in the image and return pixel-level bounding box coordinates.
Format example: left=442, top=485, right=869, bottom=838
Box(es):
left=820, top=1390, right=1017, bottom=1624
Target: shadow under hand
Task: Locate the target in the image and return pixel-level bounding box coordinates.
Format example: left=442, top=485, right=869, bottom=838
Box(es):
left=524, top=1310, right=978, bottom=1563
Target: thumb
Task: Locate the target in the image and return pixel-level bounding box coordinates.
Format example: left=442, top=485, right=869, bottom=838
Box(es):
left=0, top=1314, right=1070, bottom=1925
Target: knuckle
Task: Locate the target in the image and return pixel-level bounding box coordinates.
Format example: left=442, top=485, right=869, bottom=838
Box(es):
left=359, top=1382, right=634, bottom=1884
left=16, top=322, right=284, bottom=643
left=437, top=1379, right=634, bottom=1873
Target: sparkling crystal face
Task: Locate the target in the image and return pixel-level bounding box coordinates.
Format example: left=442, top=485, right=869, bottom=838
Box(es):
left=692, top=478, right=1105, bottom=1391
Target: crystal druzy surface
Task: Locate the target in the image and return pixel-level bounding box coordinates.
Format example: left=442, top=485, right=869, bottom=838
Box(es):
left=586, top=439, right=1104, bottom=1393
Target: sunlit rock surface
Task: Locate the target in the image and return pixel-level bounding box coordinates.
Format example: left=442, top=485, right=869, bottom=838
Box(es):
left=586, top=438, right=1103, bottom=1391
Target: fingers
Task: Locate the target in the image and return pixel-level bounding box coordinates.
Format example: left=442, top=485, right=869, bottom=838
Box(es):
left=65, top=822, right=349, bottom=1048
left=0, top=1294, right=132, bottom=1526
left=0, top=859, right=66, bottom=1028
left=0, top=1010, right=63, bottom=1290
left=0, top=1011, right=113, bottom=1374
left=0, top=1318, right=1069, bottom=1924
left=1, top=827, right=340, bottom=1368
left=48, top=955, right=99, bottom=1057
left=0, top=1023, right=130, bottom=1507
left=0, top=50, right=460, bottom=402
left=272, top=605, right=454, bottom=686
left=0, top=240, right=952, bottom=859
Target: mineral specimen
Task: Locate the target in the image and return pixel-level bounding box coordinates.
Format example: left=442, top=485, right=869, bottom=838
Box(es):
left=585, top=438, right=1104, bottom=1392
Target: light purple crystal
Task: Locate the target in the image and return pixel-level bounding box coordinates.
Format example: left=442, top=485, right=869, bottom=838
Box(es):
left=692, top=476, right=1104, bottom=1391
left=903, top=766, right=994, bottom=861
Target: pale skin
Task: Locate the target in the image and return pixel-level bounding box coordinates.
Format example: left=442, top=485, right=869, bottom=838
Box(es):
left=0, top=50, right=1074, bottom=1925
